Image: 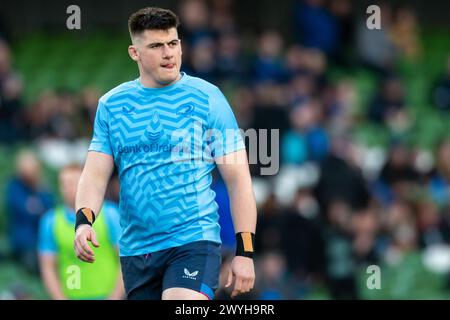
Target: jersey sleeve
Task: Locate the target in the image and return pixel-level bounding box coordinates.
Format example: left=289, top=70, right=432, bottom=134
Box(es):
left=207, top=88, right=245, bottom=158
left=37, top=210, right=57, bottom=255
left=88, top=101, right=113, bottom=156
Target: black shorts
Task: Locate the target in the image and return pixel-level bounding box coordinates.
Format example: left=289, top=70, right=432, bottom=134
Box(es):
left=120, top=240, right=222, bottom=300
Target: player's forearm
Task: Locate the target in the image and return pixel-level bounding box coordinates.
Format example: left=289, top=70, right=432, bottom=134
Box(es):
left=227, top=173, right=257, bottom=234
left=217, top=150, right=257, bottom=233
left=76, top=152, right=114, bottom=217
left=75, top=171, right=108, bottom=216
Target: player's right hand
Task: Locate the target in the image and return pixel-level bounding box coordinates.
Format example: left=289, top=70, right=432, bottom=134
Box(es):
left=74, top=224, right=100, bottom=263
left=226, top=256, right=255, bottom=298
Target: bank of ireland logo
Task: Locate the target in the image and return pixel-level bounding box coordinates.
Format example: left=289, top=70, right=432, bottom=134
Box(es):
left=146, top=111, right=165, bottom=141
left=183, top=268, right=198, bottom=280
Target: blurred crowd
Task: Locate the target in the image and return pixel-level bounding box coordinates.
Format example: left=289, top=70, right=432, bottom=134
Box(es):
left=1, top=0, right=450, bottom=299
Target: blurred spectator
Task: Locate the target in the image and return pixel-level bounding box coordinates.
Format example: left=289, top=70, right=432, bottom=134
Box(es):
left=178, top=0, right=213, bottom=46
left=303, top=99, right=329, bottom=162
left=26, top=91, right=58, bottom=140
left=385, top=107, right=413, bottom=142
left=295, top=0, right=339, bottom=56
left=283, top=98, right=329, bottom=164
left=375, top=199, right=449, bottom=299
left=280, top=188, right=324, bottom=285
left=0, top=40, right=25, bottom=143
left=38, top=164, right=123, bottom=300
left=255, top=194, right=284, bottom=255
left=286, top=46, right=328, bottom=81
left=216, top=31, right=247, bottom=85
left=383, top=200, right=415, bottom=236
left=431, top=55, right=450, bottom=112
left=254, top=252, right=296, bottom=299
left=322, top=199, right=358, bottom=299
left=26, top=89, right=82, bottom=141
left=328, top=0, right=354, bottom=65
left=428, top=139, right=450, bottom=208
left=351, top=207, right=381, bottom=265
left=230, top=86, right=255, bottom=129
left=5, top=150, right=54, bottom=274
left=251, top=30, right=286, bottom=84
left=79, top=86, right=102, bottom=138
left=28, top=89, right=87, bottom=141
left=415, top=199, right=444, bottom=248
left=282, top=104, right=309, bottom=165
left=50, top=88, right=81, bottom=140
left=285, top=45, right=306, bottom=80
left=322, top=79, right=357, bottom=134
left=285, top=46, right=328, bottom=104
left=367, top=75, right=406, bottom=124
left=0, top=13, right=12, bottom=43
left=390, top=5, right=422, bottom=60
left=383, top=200, right=418, bottom=261
left=440, top=205, right=450, bottom=244
left=375, top=141, right=421, bottom=206
left=210, top=0, right=236, bottom=35
left=185, top=37, right=219, bottom=83
left=380, top=203, right=436, bottom=299
left=248, top=83, right=289, bottom=176
left=314, top=134, right=370, bottom=214
left=287, top=70, right=317, bottom=105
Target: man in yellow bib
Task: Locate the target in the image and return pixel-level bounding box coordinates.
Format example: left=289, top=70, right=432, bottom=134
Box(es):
left=38, top=164, right=124, bottom=300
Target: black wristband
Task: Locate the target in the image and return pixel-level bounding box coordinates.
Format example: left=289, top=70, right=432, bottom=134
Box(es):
left=75, top=207, right=96, bottom=232
left=235, top=232, right=255, bottom=258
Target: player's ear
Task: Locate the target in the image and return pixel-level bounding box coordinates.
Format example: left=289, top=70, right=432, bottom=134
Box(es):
left=128, top=45, right=140, bottom=62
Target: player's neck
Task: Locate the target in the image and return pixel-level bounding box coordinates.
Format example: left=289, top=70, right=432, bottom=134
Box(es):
left=139, top=73, right=182, bottom=89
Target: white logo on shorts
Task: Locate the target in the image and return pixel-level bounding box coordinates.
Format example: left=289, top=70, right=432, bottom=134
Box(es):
left=183, top=268, right=198, bottom=280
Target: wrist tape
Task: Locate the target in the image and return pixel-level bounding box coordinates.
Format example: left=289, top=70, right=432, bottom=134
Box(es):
left=75, top=207, right=96, bottom=232
left=235, top=232, right=255, bottom=258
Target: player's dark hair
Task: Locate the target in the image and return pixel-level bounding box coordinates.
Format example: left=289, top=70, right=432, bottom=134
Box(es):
left=128, top=7, right=180, bottom=37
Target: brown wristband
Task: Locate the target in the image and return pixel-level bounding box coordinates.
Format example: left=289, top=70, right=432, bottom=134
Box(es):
left=75, top=207, right=96, bottom=232
left=235, top=232, right=255, bottom=258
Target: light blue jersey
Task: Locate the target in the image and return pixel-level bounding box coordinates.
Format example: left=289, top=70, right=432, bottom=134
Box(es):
left=89, top=72, right=245, bottom=256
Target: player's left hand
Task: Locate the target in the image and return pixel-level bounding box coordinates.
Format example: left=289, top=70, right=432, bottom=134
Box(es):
left=225, top=256, right=255, bottom=298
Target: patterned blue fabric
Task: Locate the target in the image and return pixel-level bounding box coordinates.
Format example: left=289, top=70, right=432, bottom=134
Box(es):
left=89, top=73, right=245, bottom=256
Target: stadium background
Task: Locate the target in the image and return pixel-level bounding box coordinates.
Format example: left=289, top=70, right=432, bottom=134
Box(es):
left=0, top=0, right=450, bottom=299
